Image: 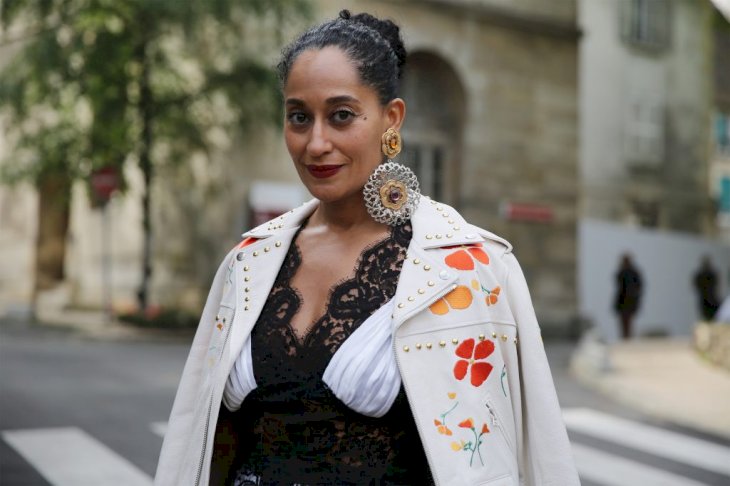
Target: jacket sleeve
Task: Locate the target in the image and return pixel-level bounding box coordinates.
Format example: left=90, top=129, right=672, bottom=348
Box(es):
left=154, top=248, right=235, bottom=485
left=503, top=252, right=580, bottom=486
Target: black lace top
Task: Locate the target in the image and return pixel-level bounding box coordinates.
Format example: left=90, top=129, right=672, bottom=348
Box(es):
left=223, top=222, right=433, bottom=485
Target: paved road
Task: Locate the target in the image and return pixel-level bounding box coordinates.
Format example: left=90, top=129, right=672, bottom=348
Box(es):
left=1, top=319, right=729, bottom=485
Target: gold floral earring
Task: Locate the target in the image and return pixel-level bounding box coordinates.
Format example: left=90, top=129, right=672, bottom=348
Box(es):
left=363, top=128, right=421, bottom=225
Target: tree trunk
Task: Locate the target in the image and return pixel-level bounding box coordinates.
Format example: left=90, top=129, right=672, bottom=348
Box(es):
left=136, top=34, right=153, bottom=312
left=32, top=171, right=72, bottom=307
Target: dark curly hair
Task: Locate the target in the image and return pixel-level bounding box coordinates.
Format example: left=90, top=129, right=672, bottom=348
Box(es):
left=277, top=10, right=407, bottom=104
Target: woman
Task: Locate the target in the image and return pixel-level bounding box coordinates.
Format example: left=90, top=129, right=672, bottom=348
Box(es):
left=155, top=10, right=579, bottom=486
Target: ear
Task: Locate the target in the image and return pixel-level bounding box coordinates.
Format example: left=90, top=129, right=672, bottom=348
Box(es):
left=383, top=98, right=406, bottom=132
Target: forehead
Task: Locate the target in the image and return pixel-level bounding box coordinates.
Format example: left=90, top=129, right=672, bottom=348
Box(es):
left=285, top=46, right=375, bottom=101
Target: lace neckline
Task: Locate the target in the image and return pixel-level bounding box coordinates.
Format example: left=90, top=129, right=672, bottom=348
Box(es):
left=250, top=221, right=412, bottom=361
left=285, top=223, right=407, bottom=346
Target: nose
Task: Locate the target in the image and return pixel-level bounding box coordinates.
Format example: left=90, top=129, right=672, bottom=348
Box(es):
left=306, top=119, right=333, bottom=158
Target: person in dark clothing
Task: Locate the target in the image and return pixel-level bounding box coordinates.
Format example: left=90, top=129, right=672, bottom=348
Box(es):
left=614, top=254, right=643, bottom=339
left=693, top=256, right=719, bottom=321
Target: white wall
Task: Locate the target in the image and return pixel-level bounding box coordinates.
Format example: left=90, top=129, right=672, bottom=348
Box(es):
left=579, top=219, right=730, bottom=342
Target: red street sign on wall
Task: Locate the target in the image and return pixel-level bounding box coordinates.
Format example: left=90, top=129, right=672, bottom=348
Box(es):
left=500, top=201, right=554, bottom=223
left=90, top=166, right=120, bottom=204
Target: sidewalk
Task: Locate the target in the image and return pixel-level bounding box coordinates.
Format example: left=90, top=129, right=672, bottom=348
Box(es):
left=571, top=333, right=730, bottom=440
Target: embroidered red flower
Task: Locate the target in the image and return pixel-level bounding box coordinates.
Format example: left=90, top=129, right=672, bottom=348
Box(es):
left=443, top=243, right=489, bottom=270
left=458, top=418, right=474, bottom=429
left=453, top=338, right=494, bottom=387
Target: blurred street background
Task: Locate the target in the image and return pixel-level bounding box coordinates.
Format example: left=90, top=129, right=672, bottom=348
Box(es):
left=1, top=0, right=730, bottom=485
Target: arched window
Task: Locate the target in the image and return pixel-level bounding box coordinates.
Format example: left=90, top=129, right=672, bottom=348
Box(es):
left=400, top=52, right=466, bottom=207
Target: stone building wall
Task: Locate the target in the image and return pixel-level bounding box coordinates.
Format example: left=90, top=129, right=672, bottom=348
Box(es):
left=320, top=0, right=581, bottom=330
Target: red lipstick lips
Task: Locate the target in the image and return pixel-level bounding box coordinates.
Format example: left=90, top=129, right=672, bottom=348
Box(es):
left=307, top=164, right=342, bottom=179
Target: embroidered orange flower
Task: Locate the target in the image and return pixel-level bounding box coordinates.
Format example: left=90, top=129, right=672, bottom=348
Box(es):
left=434, top=419, right=453, bottom=436
left=481, top=423, right=490, bottom=434
left=471, top=280, right=501, bottom=306
left=486, top=286, right=501, bottom=306
left=453, top=338, right=495, bottom=387
left=443, top=243, right=489, bottom=270
left=429, top=286, right=473, bottom=315
left=458, top=418, right=474, bottom=429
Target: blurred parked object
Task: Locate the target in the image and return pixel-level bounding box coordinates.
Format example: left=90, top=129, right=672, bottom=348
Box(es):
left=694, top=321, right=730, bottom=371
left=248, top=181, right=309, bottom=228
left=613, top=254, right=643, bottom=339
left=693, top=255, right=720, bottom=321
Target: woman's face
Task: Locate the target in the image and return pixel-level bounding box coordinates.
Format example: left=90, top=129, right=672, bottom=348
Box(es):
left=283, top=46, right=405, bottom=205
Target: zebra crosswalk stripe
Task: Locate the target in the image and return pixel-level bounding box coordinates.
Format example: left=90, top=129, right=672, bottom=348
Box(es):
left=571, top=442, right=710, bottom=486
left=2, top=427, right=153, bottom=486
left=563, top=407, right=730, bottom=476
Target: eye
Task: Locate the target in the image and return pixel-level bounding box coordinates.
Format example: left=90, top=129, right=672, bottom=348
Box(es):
left=287, top=111, right=309, bottom=126
left=330, top=109, right=356, bottom=125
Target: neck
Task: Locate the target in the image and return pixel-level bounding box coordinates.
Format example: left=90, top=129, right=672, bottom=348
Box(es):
left=309, top=193, right=384, bottom=233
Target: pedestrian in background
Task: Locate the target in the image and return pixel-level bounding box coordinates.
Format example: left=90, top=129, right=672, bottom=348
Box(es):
left=155, top=10, right=579, bottom=486
left=693, top=255, right=719, bottom=321
left=614, top=253, right=643, bottom=339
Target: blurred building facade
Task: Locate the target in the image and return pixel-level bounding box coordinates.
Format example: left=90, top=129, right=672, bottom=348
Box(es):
left=711, top=11, right=730, bottom=241
left=1, top=0, right=726, bottom=338
left=580, top=0, right=714, bottom=232
left=578, top=0, right=730, bottom=340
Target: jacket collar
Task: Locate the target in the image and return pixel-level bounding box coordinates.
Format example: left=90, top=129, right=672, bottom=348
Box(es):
left=242, top=196, right=487, bottom=249
left=239, top=197, right=491, bottom=331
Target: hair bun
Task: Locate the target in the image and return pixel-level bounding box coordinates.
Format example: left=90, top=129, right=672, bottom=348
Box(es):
left=347, top=11, right=406, bottom=78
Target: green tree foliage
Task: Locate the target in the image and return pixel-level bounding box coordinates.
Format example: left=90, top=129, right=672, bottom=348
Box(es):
left=0, top=0, right=309, bottom=309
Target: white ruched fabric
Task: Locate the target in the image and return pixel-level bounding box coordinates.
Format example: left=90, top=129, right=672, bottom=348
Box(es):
left=223, top=334, right=257, bottom=411
left=322, top=299, right=400, bottom=417
left=223, top=299, right=401, bottom=418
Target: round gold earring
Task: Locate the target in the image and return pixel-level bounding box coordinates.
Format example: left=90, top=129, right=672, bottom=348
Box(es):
left=381, top=127, right=402, bottom=158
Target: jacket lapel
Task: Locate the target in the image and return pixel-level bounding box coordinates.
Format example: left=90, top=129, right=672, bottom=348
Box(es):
left=227, top=200, right=318, bottom=361
left=392, top=197, right=486, bottom=330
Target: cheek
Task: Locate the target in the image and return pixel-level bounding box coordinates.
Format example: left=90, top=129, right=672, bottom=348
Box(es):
left=284, top=130, right=303, bottom=158
left=350, top=129, right=382, bottom=164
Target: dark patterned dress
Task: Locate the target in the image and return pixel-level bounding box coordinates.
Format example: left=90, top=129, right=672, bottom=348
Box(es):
left=225, top=223, right=433, bottom=485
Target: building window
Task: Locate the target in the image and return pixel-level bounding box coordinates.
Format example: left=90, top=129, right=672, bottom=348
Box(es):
left=624, top=93, right=665, bottom=167
left=621, top=0, right=671, bottom=50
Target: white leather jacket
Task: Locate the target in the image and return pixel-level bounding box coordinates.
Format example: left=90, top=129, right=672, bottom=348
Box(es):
left=154, top=197, right=580, bottom=486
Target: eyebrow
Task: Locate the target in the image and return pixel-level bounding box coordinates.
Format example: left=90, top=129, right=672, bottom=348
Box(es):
left=285, top=95, right=360, bottom=107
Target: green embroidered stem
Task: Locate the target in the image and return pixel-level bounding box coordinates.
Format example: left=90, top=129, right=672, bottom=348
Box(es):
left=441, top=401, right=459, bottom=427
left=476, top=433, right=485, bottom=466
left=465, top=426, right=487, bottom=467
